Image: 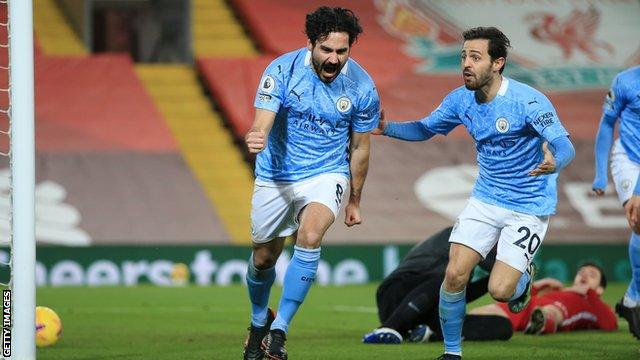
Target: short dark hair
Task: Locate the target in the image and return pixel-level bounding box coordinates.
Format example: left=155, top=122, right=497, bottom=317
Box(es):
left=579, top=261, right=607, bottom=289
left=305, top=6, right=363, bottom=46
left=462, top=27, right=511, bottom=74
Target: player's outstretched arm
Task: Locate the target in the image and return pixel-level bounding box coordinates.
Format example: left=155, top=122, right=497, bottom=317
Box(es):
left=374, top=107, right=437, bottom=141
left=592, top=113, right=617, bottom=195
left=529, top=137, right=575, bottom=176
left=377, top=92, right=461, bottom=141
left=345, top=131, right=371, bottom=227
left=380, top=118, right=436, bottom=142
left=245, top=108, right=277, bottom=153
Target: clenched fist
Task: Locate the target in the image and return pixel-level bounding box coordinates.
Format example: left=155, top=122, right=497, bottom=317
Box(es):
left=245, top=129, right=266, bottom=153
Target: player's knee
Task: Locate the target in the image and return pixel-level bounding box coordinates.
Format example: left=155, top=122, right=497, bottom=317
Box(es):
left=488, top=282, right=514, bottom=302
left=444, top=265, right=470, bottom=291
left=252, top=248, right=278, bottom=269
left=296, top=229, right=323, bottom=248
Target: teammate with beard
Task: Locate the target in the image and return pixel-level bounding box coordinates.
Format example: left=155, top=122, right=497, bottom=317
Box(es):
left=374, top=27, right=575, bottom=359
left=242, top=6, right=380, bottom=360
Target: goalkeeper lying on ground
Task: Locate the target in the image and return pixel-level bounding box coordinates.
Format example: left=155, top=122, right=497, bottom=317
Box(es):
left=363, top=228, right=616, bottom=344
left=362, top=227, right=512, bottom=344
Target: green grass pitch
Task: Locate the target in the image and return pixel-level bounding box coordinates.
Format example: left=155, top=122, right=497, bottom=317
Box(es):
left=36, top=284, right=638, bottom=359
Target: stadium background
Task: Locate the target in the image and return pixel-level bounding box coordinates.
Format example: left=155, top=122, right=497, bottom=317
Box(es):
left=0, top=0, right=639, bottom=287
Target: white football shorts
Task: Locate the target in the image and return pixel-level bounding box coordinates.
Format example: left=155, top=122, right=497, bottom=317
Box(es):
left=610, top=139, right=640, bottom=204
left=449, top=197, right=549, bottom=273
left=250, top=173, right=349, bottom=243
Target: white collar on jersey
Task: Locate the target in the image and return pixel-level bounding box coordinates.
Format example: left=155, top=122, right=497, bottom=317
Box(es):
left=304, top=50, right=349, bottom=75
left=497, top=76, right=509, bottom=96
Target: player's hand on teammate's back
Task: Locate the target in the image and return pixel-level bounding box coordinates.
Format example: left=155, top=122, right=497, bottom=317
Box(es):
left=624, top=195, right=640, bottom=234
left=245, top=129, right=266, bottom=153
left=528, top=142, right=556, bottom=176
left=371, top=109, right=386, bottom=135
left=344, top=203, right=362, bottom=227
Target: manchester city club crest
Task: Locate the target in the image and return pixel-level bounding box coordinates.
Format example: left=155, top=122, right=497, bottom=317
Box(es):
left=495, top=117, right=510, bottom=133
left=336, top=96, right=352, bottom=113
left=260, top=75, right=275, bottom=94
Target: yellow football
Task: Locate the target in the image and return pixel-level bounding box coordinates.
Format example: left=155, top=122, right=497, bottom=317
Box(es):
left=35, top=306, right=62, bottom=347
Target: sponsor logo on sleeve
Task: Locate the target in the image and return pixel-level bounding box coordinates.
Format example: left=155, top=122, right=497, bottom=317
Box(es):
left=258, top=94, right=272, bottom=103
left=532, top=112, right=556, bottom=129
left=260, top=75, right=275, bottom=94
left=363, top=105, right=379, bottom=119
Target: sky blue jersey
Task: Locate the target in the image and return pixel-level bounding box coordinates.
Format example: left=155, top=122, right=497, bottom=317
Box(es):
left=253, top=48, right=380, bottom=182
left=603, top=66, right=640, bottom=164
left=420, top=78, right=569, bottom=215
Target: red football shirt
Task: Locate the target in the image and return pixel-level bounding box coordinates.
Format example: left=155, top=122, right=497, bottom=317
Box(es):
left=497, top=287, right=617, bottom=332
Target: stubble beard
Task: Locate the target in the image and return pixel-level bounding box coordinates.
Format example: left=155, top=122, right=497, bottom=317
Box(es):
left=464, top=69, right=492, bottom=91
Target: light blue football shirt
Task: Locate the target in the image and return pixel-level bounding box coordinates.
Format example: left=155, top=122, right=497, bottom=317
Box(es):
left=419, top=77, right=569, bottom=215
left=603, top=65, right=640, bottom=164
left=253, top=48, right=380, bottom=182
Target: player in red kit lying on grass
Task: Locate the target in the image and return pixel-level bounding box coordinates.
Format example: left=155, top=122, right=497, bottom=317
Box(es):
left=470, top=262, right=617, bottom=335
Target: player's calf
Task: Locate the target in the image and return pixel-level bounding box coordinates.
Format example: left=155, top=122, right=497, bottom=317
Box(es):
left=488, top=281, right=516, bottom=302
left=508, top=262, right=537, bottom=313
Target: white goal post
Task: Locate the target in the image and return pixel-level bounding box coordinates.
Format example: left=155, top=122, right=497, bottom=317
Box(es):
left=4, top=0, right=35, bottom=359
